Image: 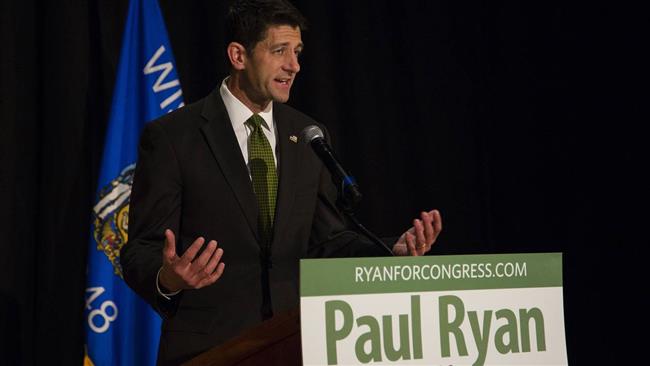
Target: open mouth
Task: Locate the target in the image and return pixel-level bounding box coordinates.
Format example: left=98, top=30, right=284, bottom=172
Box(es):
left=275, top=78, right=291, bottom=86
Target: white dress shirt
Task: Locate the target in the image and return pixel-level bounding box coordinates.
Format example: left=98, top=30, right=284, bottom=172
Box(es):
left=219, top=77, right=278, bottom=169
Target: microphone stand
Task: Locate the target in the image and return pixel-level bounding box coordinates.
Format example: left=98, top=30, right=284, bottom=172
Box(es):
left=338, top=192, right=395, bottom=256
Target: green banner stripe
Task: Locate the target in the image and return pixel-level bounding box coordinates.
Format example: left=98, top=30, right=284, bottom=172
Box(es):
left=300, top=252, right=562, bottom=297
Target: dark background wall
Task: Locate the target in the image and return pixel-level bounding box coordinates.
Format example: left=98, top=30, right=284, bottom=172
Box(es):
left=1, top=0, right=646, bottom=364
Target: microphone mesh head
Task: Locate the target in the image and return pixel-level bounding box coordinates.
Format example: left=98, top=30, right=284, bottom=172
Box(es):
left=300, top=125, right=324, bottom=144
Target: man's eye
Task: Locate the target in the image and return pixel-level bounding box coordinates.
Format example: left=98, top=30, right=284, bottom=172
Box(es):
left=273, top=48, right=285, bottom=54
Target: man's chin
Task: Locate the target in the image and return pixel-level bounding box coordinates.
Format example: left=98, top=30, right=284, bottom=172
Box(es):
left=272, top=93, right=290, bottom=104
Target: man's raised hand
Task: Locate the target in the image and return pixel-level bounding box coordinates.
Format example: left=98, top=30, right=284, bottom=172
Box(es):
left=159, top=229, right=225, bottom=293
left=392, top=209, right=442, bottom=256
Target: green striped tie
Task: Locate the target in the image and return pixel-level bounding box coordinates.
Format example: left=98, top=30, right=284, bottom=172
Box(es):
left=246, top=114, right=278, bottom=244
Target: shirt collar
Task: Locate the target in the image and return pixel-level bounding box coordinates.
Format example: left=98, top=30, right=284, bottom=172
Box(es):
left=219, top=77, right=274, bottom=131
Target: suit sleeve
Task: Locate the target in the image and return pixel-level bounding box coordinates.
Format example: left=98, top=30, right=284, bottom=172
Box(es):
left=121, top=121, right=183, bottom=317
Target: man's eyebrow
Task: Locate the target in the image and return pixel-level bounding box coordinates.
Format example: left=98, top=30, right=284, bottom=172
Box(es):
left=270, top=41, right=304, bottom=49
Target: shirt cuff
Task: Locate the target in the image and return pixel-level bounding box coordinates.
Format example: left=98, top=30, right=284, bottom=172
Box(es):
left=156, top=267, right=182, bottom=300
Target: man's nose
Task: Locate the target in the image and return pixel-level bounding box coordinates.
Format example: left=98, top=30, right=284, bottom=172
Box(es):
left=284, top=53, right=300, bottom=73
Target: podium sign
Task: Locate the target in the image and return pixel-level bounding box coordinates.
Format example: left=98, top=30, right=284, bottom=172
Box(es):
left=300, top=253, right=567, bottom=366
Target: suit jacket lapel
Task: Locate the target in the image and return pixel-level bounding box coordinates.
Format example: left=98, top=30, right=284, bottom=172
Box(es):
left=272, top=104, right=300, bottom=245
left=199, top=89, right=260, bottom=242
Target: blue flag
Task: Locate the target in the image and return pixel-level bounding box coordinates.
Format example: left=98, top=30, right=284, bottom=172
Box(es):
left=84, top=0, right=183, bottom=365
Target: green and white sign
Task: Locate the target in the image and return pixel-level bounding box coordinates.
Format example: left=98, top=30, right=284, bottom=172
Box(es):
left=300, top=253, right=567, bottom=366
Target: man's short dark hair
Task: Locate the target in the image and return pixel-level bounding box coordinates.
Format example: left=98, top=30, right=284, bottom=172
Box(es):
left=225, top=0, right=308, bottom=52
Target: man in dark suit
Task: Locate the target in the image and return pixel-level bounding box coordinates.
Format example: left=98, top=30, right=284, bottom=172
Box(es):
left=121, top=0, right=442, bottom=364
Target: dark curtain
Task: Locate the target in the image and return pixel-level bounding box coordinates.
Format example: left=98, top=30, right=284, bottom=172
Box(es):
left=1, top=0, right=645, bottom=364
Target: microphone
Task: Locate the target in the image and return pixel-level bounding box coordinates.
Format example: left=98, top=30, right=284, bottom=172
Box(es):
left=300, top=125, right=393, bottom=255
left=300, top=125, right=362, bottom=206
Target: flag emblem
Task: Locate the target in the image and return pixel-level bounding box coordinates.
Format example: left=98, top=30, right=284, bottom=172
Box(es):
left=92, top=164, right=135, bottom=278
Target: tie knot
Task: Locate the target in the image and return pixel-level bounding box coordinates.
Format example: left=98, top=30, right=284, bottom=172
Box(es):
left=246, top=114, right=265, bottom=130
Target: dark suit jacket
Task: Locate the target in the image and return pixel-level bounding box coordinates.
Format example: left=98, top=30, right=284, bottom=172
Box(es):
left=121, top=88, right=384, bottom=365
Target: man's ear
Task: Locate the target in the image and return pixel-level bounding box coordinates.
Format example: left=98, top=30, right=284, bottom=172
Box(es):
left=227, top=42, right=247, bottom=71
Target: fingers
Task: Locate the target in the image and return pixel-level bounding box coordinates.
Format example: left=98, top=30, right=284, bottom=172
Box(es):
left=201, top=246, right=223, bottom=276
left=189, top=240, right=219, bottom=283
left=190, top=243, right=224, bottom=288
left=413, top=219, right=426, bottom=249
left=178, top=236, right=206, bottom=267
left=163, top=229, right=178, bottom=264
left=431, top=209, right=442, bottom=234
left=405, top=230, right=418, bottom=256
left=196, top=261, right=226, bottom=289
left=422, top=211, right=434, bottom=245
left=413, top=217, right=427, bottom=254
left=191, top=240, right=217, bottom=271
left=421, top=210, right=442, bottom=251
